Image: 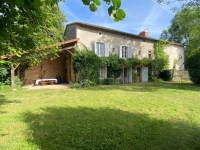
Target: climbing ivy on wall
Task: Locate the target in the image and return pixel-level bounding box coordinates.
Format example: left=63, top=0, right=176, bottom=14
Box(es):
left=73, top=48, right=101, bottom=85
left=73, top=48, right=152, bottom=85
left=73, top=42, right=170, bottom=85
left=152, top=40, right=170, bottom=78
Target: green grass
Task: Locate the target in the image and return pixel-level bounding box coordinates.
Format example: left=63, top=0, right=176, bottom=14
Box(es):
left=1, top=82, right=200, bottom=150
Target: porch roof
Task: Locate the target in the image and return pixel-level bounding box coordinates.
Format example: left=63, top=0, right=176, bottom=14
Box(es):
left=0, top=38, right=80, bottom=59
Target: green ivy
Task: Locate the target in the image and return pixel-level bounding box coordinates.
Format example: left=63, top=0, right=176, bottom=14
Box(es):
left=73, top=48, right=101, bottom=85
left=73, top=42, right=170, bottom=85
left=152, top=40, right=170, bottom=78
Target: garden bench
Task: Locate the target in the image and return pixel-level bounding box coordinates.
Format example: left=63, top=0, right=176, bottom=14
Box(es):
left=35, top=79, right=57, bottom=86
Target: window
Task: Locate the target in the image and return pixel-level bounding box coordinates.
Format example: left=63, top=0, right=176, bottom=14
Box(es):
left=138, top=51, right=141, bottom=55
left=96, top=42, right=105, bottom=57
left=119, top=45, right=132, bottom=59
left=98, top=31, right=102, bottom=35
left=148, top=50, right=152, bottom=59
left=95, top=42, right=109, bottom=57
left=100, top=67, right=107, bottom=78
left=122, top=46, right=128, bottom=58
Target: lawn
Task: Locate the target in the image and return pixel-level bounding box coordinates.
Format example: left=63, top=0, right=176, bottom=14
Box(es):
left=0, top=82, right=200, bottom=150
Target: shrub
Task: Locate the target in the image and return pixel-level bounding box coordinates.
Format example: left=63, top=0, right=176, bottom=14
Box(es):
left=103, top=78, right=115, bottom=85
left=73, top=49, right=101, bottom=85
left=151, top=58, right=166, bottom=78
left=100, top=78, right=122, bottom=85
left=185, top=52, right=200, bottom=84
left=132, top=69, right=139, bottom=83
left=158, top=70, right=173, bottom=81
left=14, top=76, right=22, bottom=89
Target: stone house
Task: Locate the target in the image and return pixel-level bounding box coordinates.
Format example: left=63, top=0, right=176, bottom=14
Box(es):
left=21, top=22, right=185, bottom=85
left=64, top=22, right=185, bottom=83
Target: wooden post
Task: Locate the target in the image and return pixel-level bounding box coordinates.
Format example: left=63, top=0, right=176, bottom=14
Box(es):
left=11, top=65, right=15, bottom=90
left=10, top=63, right=20, bottom=90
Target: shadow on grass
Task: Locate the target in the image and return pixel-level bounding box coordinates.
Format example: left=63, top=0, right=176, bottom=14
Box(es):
left=0, top=94, right=21, bottom=114
left=79, top=82, right=200, bottom=93
left=23, top=106, right=200, bottom=150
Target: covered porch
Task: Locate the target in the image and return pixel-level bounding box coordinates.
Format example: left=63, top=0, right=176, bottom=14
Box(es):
left=20, top=38, right=79, bottom=85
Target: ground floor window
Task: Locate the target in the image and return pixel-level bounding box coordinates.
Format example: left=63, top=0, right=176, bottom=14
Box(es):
left=100, top=67, right=107, bottom=78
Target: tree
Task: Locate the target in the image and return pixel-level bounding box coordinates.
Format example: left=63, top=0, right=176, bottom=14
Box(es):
left=157, top=0, right=200, bottom=11
left=0, top=1, right=66, bottom=89
left=160, top=7, right=200, bottom=59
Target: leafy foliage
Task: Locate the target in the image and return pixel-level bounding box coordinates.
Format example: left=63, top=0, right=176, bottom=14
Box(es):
left=0, top=1, right=66, bottom=66
left=158, top=70, right=173, bottom=81
left=73, top=48, right=101, bottom=85
left=185, top=52, right=200, bottom=84
left=160, top=7, right=200, bottom=59
left=82, top=0, right=126, bottom=21
left=1, top=0, right=66, bottom=89
left=151, top=58, right=166, bottom=78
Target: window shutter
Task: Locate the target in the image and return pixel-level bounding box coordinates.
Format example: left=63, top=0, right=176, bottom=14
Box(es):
left=128, top=46, right=133, bottom=58
left=94, top=42, right=98, bottom=55
left=128, top=67, right=132, bottom=83
left=119, top=45, right=122, bottom=58
left=105, top=43, right=109, bottom=57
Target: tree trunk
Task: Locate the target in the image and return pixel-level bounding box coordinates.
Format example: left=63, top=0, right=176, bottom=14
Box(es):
left=11, top=66, right=15, bottom=90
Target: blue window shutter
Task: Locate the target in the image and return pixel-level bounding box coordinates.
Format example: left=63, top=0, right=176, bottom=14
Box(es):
left=128, top=46, right=133, bottom=58
left=119, top=45, right=122, bottom=58
left=105, top=43, right=109, bottom=57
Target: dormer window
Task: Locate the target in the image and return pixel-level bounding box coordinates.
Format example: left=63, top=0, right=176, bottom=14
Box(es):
left=98, top=31, right=102, bottom=35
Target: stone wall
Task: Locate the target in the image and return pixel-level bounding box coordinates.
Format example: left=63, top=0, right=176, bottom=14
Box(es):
left=65, top=24, right=77, bottom=40
left=173, top=70, right=190, bottom=81
left=75, top=24, right=185, bottom=70
left=22, top=53, right=66, bottom=85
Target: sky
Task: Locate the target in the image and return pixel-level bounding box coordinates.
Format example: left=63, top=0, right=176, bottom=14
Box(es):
left=59, top=0, right=177, bottom=39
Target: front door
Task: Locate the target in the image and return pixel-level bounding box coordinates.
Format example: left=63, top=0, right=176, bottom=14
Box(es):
left=141, top=67, right=148, bottom=82
left=124, top=68, right=128, bottom=83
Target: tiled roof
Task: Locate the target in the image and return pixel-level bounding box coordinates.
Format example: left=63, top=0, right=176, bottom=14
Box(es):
left=1, top=38, right=80, bottom=59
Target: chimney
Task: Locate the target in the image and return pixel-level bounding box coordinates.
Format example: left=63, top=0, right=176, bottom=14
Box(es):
left=139, top=31, right=148, bottom=37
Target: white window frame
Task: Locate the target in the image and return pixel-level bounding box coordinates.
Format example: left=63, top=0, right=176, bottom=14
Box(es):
left=119, top=45, right=132, bottom=59
left=95, top=42, right=109, bottom=57
left=122, top=46, right=128, bottom=58
left=96, top=42, right=105, bottom=57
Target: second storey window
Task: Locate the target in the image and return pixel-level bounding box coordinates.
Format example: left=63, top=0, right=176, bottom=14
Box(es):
left=94, top=42, right=109, bottom=57
left=119, top=45, right=132, bottom=59
left=97, top=42, right=105, bottom=56
left=122, top=46, right=128, bottom=58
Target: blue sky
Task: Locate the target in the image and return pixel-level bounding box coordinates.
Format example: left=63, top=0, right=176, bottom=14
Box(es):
left=59, top=0, right=176, bottom=39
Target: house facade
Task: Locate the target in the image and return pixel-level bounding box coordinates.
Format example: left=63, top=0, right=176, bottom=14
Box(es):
left=64, top=22, right=185, bottom=83
left=20, top=22, right=185, bottom=85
